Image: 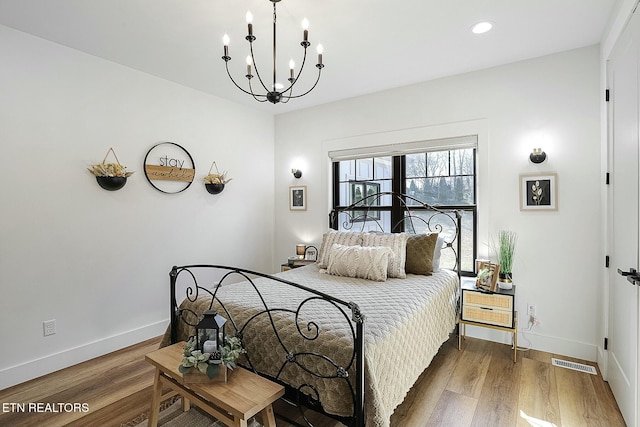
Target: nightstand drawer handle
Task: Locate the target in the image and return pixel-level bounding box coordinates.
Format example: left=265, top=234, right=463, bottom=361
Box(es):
left=479, top=307, right=494, bottom=311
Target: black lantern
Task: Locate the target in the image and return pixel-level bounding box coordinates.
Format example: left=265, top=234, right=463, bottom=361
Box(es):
left=195, top=310, right=227, bottom=358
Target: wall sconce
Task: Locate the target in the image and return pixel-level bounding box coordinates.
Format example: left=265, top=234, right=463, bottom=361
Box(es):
left=291, top=168, right=302, bottom=179
left=296, top=244, right=306, bottom=260
left=529, top=148, right=547, bottom=164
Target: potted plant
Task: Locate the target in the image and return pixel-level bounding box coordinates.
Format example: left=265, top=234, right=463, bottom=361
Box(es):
left=179, top=335, right=245, bottom=383
left=497, top=230, right=517, bottom=289
left=87, top=148, right=134, bottom=191
left=204, top=161, right=232, bottom=194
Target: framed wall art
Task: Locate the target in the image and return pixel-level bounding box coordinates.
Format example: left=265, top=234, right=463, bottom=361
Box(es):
left=289, top=186, right=307, bottom=211
left=144, top=142, right=195, bottom=194
left=520, top=172, right=557, bottom=211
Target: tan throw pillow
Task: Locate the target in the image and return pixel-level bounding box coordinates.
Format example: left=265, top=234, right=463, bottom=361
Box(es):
left=405, top=233, right=439, bottom=275
left=326, top=244, right=393, bottom=282
left=317, top=230, right=363, bottom=268
left=361, top=232, right=408, bottom=278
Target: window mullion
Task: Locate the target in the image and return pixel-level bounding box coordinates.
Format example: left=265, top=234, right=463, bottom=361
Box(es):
left=391, top=156, right=404, bottom=232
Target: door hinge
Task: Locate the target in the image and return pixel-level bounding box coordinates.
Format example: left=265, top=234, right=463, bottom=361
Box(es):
left=604, top=337, right=608, bottom=350
left=606, top=89, right=610, bottom=102
left=605, top=255, right=610, bottom=268
left=606, top=172, right=610, bottom=185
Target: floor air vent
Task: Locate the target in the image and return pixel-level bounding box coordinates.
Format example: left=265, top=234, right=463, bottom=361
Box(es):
left=551, top=358, right=597, bottom=375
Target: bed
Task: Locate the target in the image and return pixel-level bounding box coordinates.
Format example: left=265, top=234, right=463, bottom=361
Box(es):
left=164, top=192, right=462, bottom=427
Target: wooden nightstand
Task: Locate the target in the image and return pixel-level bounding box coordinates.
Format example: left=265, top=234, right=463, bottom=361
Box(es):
left=280, top=259, right=315, bottom=272
left=458, top=281, right=518, bottom=362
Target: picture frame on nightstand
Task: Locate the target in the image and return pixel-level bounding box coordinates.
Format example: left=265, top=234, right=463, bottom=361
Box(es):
left=304, top=247, right=317, bottom=261
left=475, top=261, right=500, bottom=292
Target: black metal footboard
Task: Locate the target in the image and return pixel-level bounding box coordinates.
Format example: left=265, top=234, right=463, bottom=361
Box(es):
left=169, top=265, right=365, bottom=427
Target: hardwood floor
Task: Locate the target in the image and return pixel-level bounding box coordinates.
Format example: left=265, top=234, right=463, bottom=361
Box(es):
left=0, top=335, right=626, bottom=427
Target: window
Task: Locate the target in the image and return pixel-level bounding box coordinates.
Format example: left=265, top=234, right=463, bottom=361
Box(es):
left=332, top=147, right=477, bottom=275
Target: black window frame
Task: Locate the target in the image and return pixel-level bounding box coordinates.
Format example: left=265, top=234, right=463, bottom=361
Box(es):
left=332, top=149, right=477, bottom=276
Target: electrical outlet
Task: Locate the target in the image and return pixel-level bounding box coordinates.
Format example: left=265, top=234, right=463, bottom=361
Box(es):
left=528, top=304, right=536, bottom=317
left=43, top=319, right=56, bottom=336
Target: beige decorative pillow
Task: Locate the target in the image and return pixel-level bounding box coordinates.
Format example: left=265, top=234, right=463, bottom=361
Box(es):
left=405, top=233, right=439, bottom=275
left=317, top=230, right=363, bottom=268
left=326, top=244, right=393, bottom=282
left=361, top=232, right=409, bottom=278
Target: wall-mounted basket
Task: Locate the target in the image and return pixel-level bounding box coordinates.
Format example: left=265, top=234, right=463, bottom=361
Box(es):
left=203, top=161, right=231, bottom=195
left=205, top=183, right=225, bottom=194
left=88, top=147, right=134, bottom=191
left=96, top=176, right=127, bottom=191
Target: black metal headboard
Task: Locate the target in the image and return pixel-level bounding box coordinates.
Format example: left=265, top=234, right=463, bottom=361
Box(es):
left=329, top=191, right=462, bottom=277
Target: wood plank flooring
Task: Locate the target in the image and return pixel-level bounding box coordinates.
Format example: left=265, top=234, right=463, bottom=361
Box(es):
left=0, top=335, right=626, bottom=427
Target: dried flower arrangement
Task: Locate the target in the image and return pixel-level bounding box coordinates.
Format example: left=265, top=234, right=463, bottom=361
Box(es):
left=87, top=163, right=134, bottom=178
left=87, top=148, right=134, bottom=178
left=203, top=161, right=232, bottom=185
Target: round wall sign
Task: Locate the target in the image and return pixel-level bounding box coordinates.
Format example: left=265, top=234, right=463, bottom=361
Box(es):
left=143, top=142, right=196, bottom=194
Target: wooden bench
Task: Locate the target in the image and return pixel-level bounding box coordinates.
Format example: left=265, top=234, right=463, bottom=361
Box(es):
left=145, top=342, right=285, bottom=427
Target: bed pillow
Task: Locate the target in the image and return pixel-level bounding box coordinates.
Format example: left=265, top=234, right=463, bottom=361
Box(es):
left=326, top=244, right=393, bottom=282
left=405, top=233, right=439, bottom=275
left=317, top=230, right=363, bottom=268
left=433, top=236, right=445, bottom=271
left=361, top=232, right=409, bottom=278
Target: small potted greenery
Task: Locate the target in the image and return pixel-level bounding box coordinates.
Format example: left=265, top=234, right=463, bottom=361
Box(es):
left=179, top=335, right=245, bottom=383
left=204, top=161, right=232, bottom=194
left=497, top=230, right=517, bottom=289
left=87, top=148, right=134, bottom=191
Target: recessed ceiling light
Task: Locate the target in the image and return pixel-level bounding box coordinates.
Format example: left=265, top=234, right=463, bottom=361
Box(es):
left=471, top=21, right=493, bottom=34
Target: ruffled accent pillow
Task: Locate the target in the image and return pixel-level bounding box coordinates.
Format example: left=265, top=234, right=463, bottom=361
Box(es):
left=361, top=232, right=409, bottom=278
left=405, top=233, right=439, bottom=275
left=326, top=244, right=394, bottom=282
left=317, top=230, right=363, bottom=268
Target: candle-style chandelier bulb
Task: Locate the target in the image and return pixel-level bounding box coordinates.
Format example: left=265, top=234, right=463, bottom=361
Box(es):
left=221, top=0, right=324, bottom=104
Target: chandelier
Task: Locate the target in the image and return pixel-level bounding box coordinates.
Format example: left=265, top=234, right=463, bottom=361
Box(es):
left=221, top=0, right=324, bottom=104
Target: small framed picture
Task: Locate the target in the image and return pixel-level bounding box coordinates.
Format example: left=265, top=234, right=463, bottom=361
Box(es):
left=476, top=261, right=500, bottom=292
left=304, top=246, right=317, bottom=261
left=289, top=186, right=307, bottom=211
left=520, top=173, right=557, bottom=211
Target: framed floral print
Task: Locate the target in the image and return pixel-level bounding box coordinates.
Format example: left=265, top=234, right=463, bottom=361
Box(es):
left=289, top=185, right=307, bottom=211
left=520, top=173, right=557, bottom=211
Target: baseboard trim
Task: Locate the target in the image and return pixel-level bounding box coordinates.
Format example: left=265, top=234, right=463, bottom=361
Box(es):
left=464, top=325, right=598, bottom=362
left=0, top=319, right=168, bottom=390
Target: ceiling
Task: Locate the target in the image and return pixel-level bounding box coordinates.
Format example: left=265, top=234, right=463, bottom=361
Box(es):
left=0, top=0, right=619, bottom=115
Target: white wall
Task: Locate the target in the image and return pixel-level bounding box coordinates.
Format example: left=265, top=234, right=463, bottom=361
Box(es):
left=0, top=25, right=275, bottom=389
left=274, top=45, right=602, bottom=361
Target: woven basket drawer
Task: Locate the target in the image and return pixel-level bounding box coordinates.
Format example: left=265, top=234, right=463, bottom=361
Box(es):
left=462, top=306, right=513, bottom=328
left=463, top=290, right=513, bottom=310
